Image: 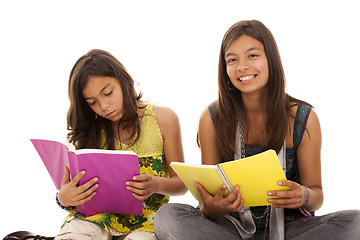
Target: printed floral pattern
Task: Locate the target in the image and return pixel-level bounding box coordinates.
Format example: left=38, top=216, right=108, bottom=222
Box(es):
left=61, top=103, right=170, bottom=236
left=64, top=154, right=169, bottom=235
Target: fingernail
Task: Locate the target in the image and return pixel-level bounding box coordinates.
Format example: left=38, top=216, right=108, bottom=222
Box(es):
left=268, top=192, right=272, bottom=196
left=126, top=182, right=129, bottom=185
left=268, top=199, right=273, bottom=203
left=235, top=186, right=240, bottom=191
left=133, top=176, right=137, bottom=180
left=94, top=178, right=98, bottom=182
left=278, top=181, right=283, bottom=185
left=81, top=171, right=85, bottom=174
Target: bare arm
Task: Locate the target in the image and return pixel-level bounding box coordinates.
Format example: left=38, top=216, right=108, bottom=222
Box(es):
left=153, top=105, right=188, bottom=195
left=126, top=106, right=187, bottom=200
left=196, top=108, right=244, bottom=218
left=296, top=109, right=323, bottom=211
left=198, top=108, right=221, bottom=165
left=269, top=109, right=323, bottom=212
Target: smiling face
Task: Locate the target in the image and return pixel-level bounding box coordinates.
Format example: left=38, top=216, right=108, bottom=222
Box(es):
left=82, top=76, right=125, bottom=124
left=225, top=34, right=269, bottom=97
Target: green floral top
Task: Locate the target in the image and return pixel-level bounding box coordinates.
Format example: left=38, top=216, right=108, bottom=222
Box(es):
left=62, top=103, right=169, bottom=236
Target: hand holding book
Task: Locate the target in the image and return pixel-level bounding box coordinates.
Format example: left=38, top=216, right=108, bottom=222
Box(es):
left=126, top=173, right=157, bottom=201
left=171, top=150, right=289, bottom=207
left=267, top=180, right=309, bottom=209
left=57, top=166, right=99, bottom=208
left=194, top=182, right=244, bottom=219
left=31, top=139, right=143, bottom=217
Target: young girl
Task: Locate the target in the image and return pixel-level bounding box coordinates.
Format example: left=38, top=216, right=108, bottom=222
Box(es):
left=153, top=20, right=360, bottom=239
left=4, top=49, right=187, bottom=240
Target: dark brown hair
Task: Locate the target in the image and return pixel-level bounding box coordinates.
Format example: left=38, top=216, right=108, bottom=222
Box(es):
left=214, top=20, right=307, bottom=161
left=67, top=49, right=144, bottom=149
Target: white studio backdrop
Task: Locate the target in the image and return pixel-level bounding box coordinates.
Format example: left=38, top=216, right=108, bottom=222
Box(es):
left=1, top=0, right=359, bottom=237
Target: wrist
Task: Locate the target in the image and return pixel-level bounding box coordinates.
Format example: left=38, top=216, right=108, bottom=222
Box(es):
left=150, top=175, right=161, bottom=195
left=56, top=192, right=74, bottom=210
left=301, top=186, right=310, bottom=207
left=152, top=175, right=160, bottom=194
left=57, top=191, right=69, bottom=206
left=200, top=202, right=223, bottom=220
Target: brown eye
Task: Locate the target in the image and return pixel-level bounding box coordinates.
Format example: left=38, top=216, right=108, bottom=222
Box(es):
left=226, top=58, right=236, bottom=64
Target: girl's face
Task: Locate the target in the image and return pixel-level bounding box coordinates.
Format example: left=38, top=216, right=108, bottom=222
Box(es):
left=82, top=76, right=124, bottom=123
left=225, top=34, right=269, bottom=97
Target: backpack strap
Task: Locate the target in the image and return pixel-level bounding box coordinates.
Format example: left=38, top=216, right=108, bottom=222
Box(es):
left=207, top=101, right=217, bottom=126
left=293, top=104, right=312, bottom=148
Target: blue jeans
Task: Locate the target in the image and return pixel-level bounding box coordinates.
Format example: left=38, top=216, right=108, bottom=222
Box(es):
left=154, top=203, right=360, bottom=240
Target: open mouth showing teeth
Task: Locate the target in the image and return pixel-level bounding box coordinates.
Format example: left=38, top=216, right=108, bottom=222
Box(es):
left=239, top=75, right=256, bottom=82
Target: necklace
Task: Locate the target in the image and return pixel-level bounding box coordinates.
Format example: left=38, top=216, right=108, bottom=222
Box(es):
left=239, top=122, right=271, bottom=240
left=251, top=206, right=270, bottom=240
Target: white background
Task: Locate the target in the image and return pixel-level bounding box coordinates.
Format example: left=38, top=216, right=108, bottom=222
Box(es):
left=1, top=0, right=359, bottom=237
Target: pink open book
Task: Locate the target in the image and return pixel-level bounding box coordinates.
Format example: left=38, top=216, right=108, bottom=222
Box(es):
left=31, top=139, right=143, bottom=217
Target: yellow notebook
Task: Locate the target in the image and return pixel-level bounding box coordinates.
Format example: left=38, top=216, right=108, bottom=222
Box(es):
left=170, top=150, right=289, bottom=207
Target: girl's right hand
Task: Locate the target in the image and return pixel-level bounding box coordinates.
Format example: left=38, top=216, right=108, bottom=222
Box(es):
left=57, top=166, right=99, bottom=207
left=194, top=183, right=244, bottom=219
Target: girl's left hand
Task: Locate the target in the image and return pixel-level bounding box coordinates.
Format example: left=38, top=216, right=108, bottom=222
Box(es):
left=126, top=173, right=157, bottom=201
left=267, top=180, right=306, bottom=209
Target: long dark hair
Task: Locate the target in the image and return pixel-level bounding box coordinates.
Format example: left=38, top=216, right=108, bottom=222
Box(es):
left=215, top=20, right=308, bottom=161
left=67, top=49, right=144, bottom=149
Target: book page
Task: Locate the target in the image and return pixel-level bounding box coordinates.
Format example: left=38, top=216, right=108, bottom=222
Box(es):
left=219, top=150, right=289, bottom=207
left=170, top=162, right=226, bottom=201
left=73, top=151, right=142, bottom=216
left=73, top=148, right=137, bottom=155
left=61, top=141, right=76, bottom=152
left=31, top=139, right=70, bottom=190
left=31, top=138, right=143, bottom=216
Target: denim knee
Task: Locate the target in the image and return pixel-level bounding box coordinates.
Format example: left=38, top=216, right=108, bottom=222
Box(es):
left=154, top=203, right=185, bottom=240
left=154, top=204, right=178, bottom=231
left=341, top=210, right=360, bottom=237
left=345, top=210, right=360, bottom=226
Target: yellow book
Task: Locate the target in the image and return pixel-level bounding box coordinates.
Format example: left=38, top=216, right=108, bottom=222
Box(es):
left=170, top=150, right=289, bottom=207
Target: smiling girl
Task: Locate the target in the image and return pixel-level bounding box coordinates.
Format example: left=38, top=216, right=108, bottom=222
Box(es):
left=4, top=49, right=187, bottom=240
left=154, top=20, right=360, bottom=240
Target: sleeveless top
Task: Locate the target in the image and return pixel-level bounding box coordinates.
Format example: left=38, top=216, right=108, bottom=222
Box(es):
left=62, top=103, right=170, bottom=235
left=208, top=102, right=313, bottom=229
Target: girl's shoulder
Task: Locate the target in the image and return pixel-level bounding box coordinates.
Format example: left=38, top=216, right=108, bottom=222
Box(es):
left=152, top=105, right=178, bottom=119
left=200, top=100, right=218, bottom=126
left=288, top=101, right=317, bottom=148
left=137, top=103, right=176, bottom=118
left=288, top=97, right=313, bottom=116
left=199, top=101, right=218, bottom=134
left=289, top=102, right=313, bottom=126
left=152, top=105, right=180, bottom=130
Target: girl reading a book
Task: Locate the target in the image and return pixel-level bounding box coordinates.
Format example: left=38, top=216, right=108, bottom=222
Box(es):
left=4, top=49, right=187, bottom=240
left=153, top=20, right=360, bottom=239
